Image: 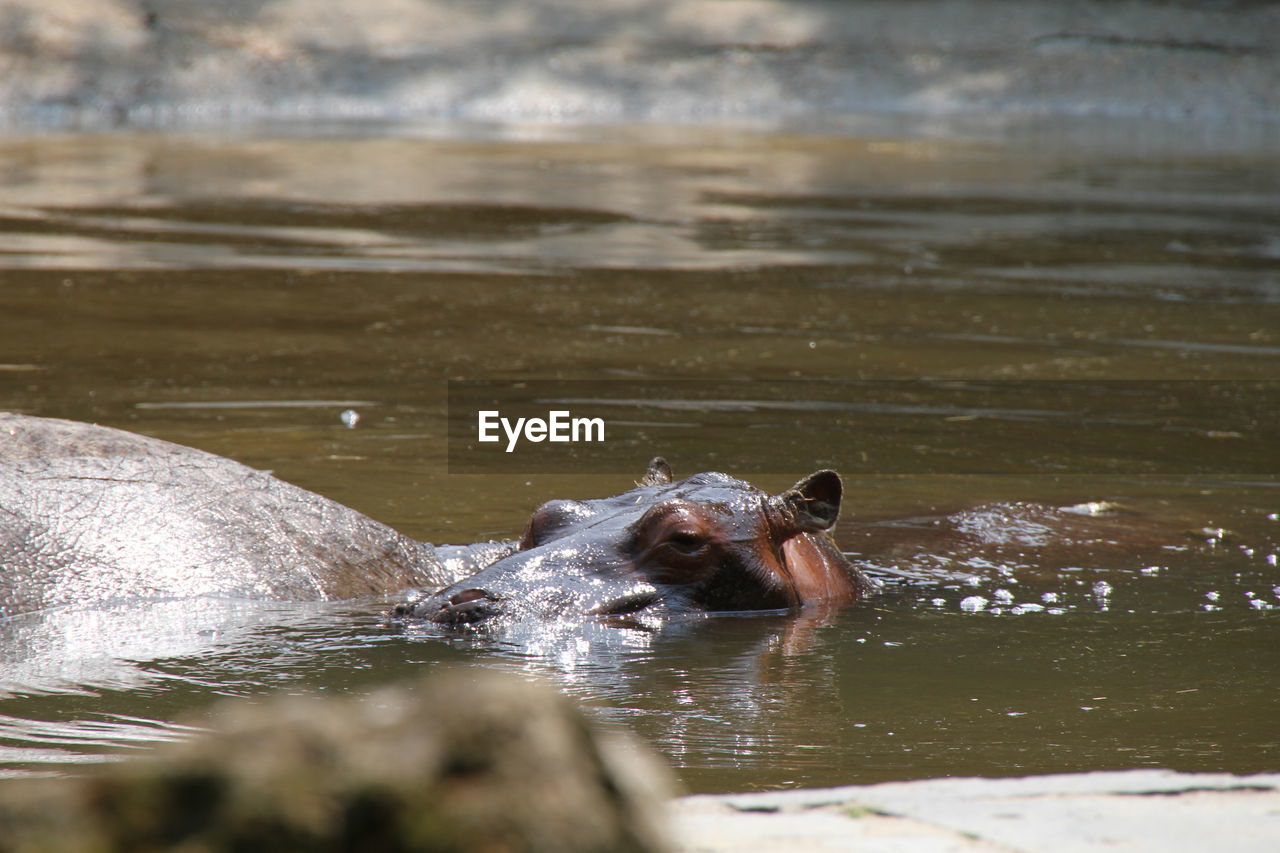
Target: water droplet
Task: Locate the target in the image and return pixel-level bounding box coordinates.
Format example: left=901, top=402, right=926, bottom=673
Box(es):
left=339, top=409, right=360, bottom=428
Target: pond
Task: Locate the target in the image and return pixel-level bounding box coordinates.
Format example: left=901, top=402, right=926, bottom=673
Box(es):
left=0, top=119, right=1276, bottom=792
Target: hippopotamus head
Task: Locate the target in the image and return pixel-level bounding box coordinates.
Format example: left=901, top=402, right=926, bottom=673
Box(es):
left=394, top=459, right=874, bottom=626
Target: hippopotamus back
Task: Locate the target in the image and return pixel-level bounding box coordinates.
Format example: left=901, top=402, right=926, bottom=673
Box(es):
left=0, top=413, right=461, bottom=616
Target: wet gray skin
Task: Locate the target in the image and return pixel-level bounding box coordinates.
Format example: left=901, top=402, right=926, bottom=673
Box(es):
left=0, top=413, right=503, bottom=615
left=393, top=458, right=877, bottom=627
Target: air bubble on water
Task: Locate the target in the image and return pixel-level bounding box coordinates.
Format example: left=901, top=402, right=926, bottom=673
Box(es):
left=1041, top=592, right=1060, bottom=603
left=1203, top=603, right=1221, bottom=611
left=1273, top=585, right=1280, bottom=598
left=994, top=588, right=1015, bottom=604
left=964, top=576, right=982, bottom=587
left=960, top=596, right=988, bottom=612
left=1047, top=608, right=1066, bottom=615
left=930, top=598, right=947, bottom=607
left=1267, top=554, right=1278, bottom=566
left=1205, top=591, right=1220, bottom=602
left=1140, top=566, right=1161, bottom=576
left=1092, top=581, right=1112, bottom=598
left=1242, top=547, right=1255, bottom=557
left=1012, top=603, right=1044, bottom=615
left=1249, top=599, right=1268, bottom=610
left=339, top=409, right=360, bottom=429
left=1245, top=591, right=1256, bottom=599
left=1268, top=513, right=1279, bottom=521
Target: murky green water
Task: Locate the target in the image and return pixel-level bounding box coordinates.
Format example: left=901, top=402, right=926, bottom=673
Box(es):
left=0, top=121, right=1277, bottom=792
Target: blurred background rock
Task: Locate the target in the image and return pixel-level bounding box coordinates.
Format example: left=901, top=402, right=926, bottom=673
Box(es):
left=0, top=668, right=674, bottom=852
left=0, top=0, right=1275, bottom=129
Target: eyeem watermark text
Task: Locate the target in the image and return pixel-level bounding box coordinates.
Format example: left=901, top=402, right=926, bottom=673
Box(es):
left=477, top=410, right=605, bottom=452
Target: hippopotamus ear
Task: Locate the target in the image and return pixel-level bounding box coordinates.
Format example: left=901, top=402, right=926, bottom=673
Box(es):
left=638, top=457, right=673, bottom=486
left=771, top=470, right=843, bottom=533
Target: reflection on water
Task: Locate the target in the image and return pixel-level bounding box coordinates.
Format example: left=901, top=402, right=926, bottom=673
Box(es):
left=0, top=122, right=1277, bottom=792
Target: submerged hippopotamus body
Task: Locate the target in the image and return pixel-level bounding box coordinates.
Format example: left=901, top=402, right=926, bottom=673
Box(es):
left=0, top=413, right=873, bottom=625
left=0, top=412, right=505, bottom=616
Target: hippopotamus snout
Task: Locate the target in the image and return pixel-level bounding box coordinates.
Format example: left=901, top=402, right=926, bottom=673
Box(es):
left=396, top=579, right=665, bottom=626
left=393, top=458, right=876, bottom=628
left=402, top=587, right=504, bottom=625
left=394, top=539, right=667, bottom=625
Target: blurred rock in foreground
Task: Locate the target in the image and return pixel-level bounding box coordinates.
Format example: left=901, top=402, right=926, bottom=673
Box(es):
left=0, top=0, right=1277, bottom=129
left=0, top=668, right=673, bottom=852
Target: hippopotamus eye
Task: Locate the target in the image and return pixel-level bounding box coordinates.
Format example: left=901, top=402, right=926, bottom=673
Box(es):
left=663, top=531, right=708, bottom=556
left=632, top=501, right=719, bottom=576
left=655, top=527, right=716, bottom=560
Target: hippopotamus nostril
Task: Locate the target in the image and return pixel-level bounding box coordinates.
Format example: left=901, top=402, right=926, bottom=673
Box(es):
left=433, top=588, right=502, bottom=625
left=449, top=588, right=491, bottom=606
